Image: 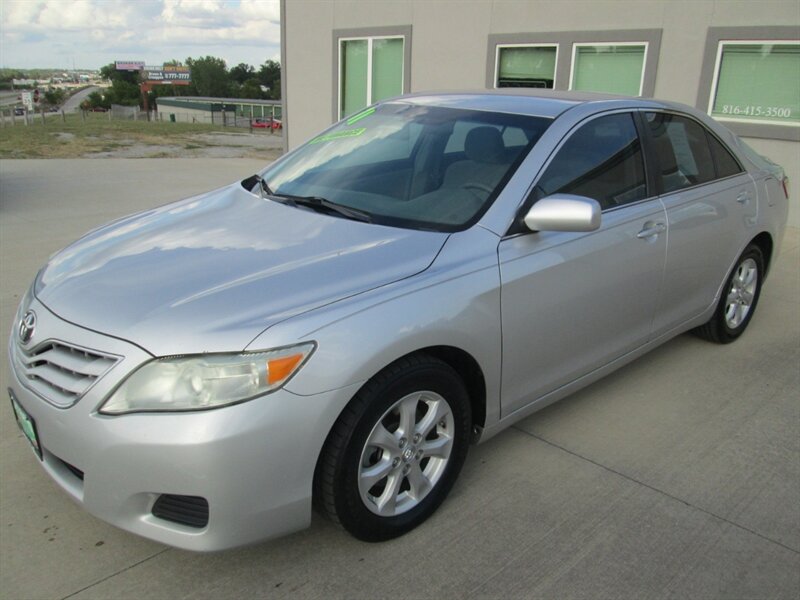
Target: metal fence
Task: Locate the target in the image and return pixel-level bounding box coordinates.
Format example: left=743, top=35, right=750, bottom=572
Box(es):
left=0, top=108, right=72, bottom=126
left=0, top=107, right=283, bottom=135
left=152, top=110, right=281, bottom=131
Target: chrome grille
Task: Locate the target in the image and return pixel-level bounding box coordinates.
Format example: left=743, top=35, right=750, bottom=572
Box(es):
left=12, top=340, right=119, bottom=407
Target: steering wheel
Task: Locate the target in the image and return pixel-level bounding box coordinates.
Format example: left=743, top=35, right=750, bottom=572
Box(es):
left=461, top=182, right=494, bottom=195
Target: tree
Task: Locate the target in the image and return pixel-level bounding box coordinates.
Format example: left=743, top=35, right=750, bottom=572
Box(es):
left=185, top=56, right=229, bottom=97
left=105, top=79, right=141, bottom=106
left=99, top=63, right=139, bottom=85
left=85, top=90, right=110, bottom=109
left=43, top=88, right=66, bottom=107
left=268, top=77, right=281, bottom=100
left=230, top=63, right=256, bottom=85
left=96, top=62, right=141, bottom=106
left=238, top=78, right=264, bottom=99
left=257, top=60, right=281, bottom=99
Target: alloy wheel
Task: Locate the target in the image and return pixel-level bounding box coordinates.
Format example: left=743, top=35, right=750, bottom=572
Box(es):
left=358, top=391, right=454, bottom=516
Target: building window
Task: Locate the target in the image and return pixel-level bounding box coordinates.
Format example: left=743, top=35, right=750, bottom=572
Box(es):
left=339, top=36, right=404, bottom=119
left=570, top=43, right=647, bottom=96
left=709, top=41, right=800, bottom=127
left=486, top=30, right=661, bottom=96
left=495, top=45, right=557, bottom=88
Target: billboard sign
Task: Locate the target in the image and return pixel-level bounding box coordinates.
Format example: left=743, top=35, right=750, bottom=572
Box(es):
left=116, top=61, right=145, bottom=71
left=144, top=65, right=191, bottom=83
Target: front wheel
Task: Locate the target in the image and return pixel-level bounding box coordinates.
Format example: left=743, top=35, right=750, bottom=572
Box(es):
left=314, top=355, right=471, bottom=541
left=694, top=244, right=764, bottom=344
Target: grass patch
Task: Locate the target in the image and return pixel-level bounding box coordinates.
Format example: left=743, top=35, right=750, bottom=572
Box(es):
left=0, top=112, right=248, bottom=159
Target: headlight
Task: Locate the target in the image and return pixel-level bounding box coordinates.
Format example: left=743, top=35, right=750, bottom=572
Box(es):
left=99, top=343, right=315, bottom=414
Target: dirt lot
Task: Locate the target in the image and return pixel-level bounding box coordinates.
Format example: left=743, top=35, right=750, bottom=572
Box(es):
left=0, top=113, right=283, bottom=160
left=79, top=131, right=284, bottom=159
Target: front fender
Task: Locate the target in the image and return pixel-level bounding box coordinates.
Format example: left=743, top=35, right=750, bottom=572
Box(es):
left=248, top=227, right=503, bottom=429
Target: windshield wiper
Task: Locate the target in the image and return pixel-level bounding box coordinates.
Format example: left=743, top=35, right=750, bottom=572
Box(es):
left=271, top=193, right=373, bottom=223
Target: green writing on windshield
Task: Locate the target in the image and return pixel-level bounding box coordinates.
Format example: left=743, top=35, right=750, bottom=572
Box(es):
left=346, top=107, right=376, bottom=125
left=309, top=127, right=367, bottom=144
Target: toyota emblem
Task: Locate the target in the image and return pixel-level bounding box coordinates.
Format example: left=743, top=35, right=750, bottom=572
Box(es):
left=18, top=310, right=36, bottom=344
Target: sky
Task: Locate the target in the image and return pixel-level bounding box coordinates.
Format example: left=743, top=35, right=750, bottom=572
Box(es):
left=0, top=0, right=281, bottom=70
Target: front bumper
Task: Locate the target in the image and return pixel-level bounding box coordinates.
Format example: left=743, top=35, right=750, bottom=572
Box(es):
left=8, top=299, right=359, bottom=551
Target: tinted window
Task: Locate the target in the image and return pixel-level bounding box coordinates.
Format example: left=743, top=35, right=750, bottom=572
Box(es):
left=497, top=46, right=556, bottom=88
left=710, top=42, right=800, bottom=126
left=571, top=44, right=646, bottom=96
left=707, top=133, right=743, bottom=178
left=535, top=113, right=647, bottom=209
left=645, top=112, right=716, bottom=193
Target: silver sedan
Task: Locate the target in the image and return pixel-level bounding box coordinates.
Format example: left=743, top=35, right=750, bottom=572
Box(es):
left=8, top=91, right=789, bottom=550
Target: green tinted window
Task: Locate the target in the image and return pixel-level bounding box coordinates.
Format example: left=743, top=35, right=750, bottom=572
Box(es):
left=497, top=46, right=556, bottom=88
left=571, top=44, right=646, bottom=96
left=341, top=40, right=368, bottom=118
left=340, top=37, right=405, bottom=118
left=372, top=38, right=404, bottom=102
left=711, top=43, right=800, bottom=125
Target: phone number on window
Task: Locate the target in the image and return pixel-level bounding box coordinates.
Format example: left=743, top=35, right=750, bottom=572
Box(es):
left=719, top=105, right=794, bottom=119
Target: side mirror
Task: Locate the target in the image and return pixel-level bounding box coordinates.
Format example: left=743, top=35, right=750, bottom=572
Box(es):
left=523, top=194, right=601, bottom=232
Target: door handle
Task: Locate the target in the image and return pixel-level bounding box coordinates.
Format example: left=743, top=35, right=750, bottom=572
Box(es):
left=637, top=222, right=666, bottom=239
left=736, top=191, right=750, bottom=204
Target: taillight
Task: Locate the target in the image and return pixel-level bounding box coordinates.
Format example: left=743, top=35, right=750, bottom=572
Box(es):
left=782, top=176, right=790, bottom=200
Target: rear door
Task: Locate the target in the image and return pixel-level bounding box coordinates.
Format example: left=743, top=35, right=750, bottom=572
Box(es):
left=641, top=111, right=758, bottom=336
left=498, top=111, right=667, bottom=416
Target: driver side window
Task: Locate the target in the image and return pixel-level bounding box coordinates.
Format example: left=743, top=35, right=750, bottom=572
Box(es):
left=535, top=113, right=647, bottom=210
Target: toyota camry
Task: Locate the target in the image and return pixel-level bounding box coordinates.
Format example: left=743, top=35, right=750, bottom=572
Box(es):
left=8, top=90, right=789, bottom=550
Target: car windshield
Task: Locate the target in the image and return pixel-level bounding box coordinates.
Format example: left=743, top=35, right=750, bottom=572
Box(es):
left=261, top=102, right=551, bottom=231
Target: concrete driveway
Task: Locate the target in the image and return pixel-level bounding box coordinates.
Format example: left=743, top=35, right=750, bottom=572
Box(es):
left=1, top=159, right=798, bottom=600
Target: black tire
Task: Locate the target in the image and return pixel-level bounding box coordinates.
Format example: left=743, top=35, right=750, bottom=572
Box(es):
left=694, top=244, right=764, bottom=344
left=313, top=354, right=471, bottom=542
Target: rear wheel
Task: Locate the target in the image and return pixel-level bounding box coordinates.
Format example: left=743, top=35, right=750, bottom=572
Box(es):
left=694, top=244, right=764, bottom=344
left=314, top=354, right=471, bottom=541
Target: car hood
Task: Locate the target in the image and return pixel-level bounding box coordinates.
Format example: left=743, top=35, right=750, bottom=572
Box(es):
left=36, top=183, right=448, bottom=356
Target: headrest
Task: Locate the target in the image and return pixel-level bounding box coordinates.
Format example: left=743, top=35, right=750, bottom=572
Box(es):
left=464, top=126, right=505, bottom=164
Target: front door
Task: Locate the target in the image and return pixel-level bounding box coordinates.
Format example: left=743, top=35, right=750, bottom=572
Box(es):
left=498, top=112, right=667, bottom=417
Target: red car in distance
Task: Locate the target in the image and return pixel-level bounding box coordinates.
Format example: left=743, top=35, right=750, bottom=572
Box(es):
left=252, top=117, right=282, bottom=130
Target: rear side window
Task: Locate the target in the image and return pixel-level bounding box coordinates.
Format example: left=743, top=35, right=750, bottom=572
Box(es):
left=535, top=112, right=647, bottom=209
left=707, top=133, right=744, bottom=178
left=645, top=112, right=716, bottom=193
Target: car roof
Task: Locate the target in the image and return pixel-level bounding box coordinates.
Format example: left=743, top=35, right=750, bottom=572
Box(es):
left=396, top=89, right=680, bottom=119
